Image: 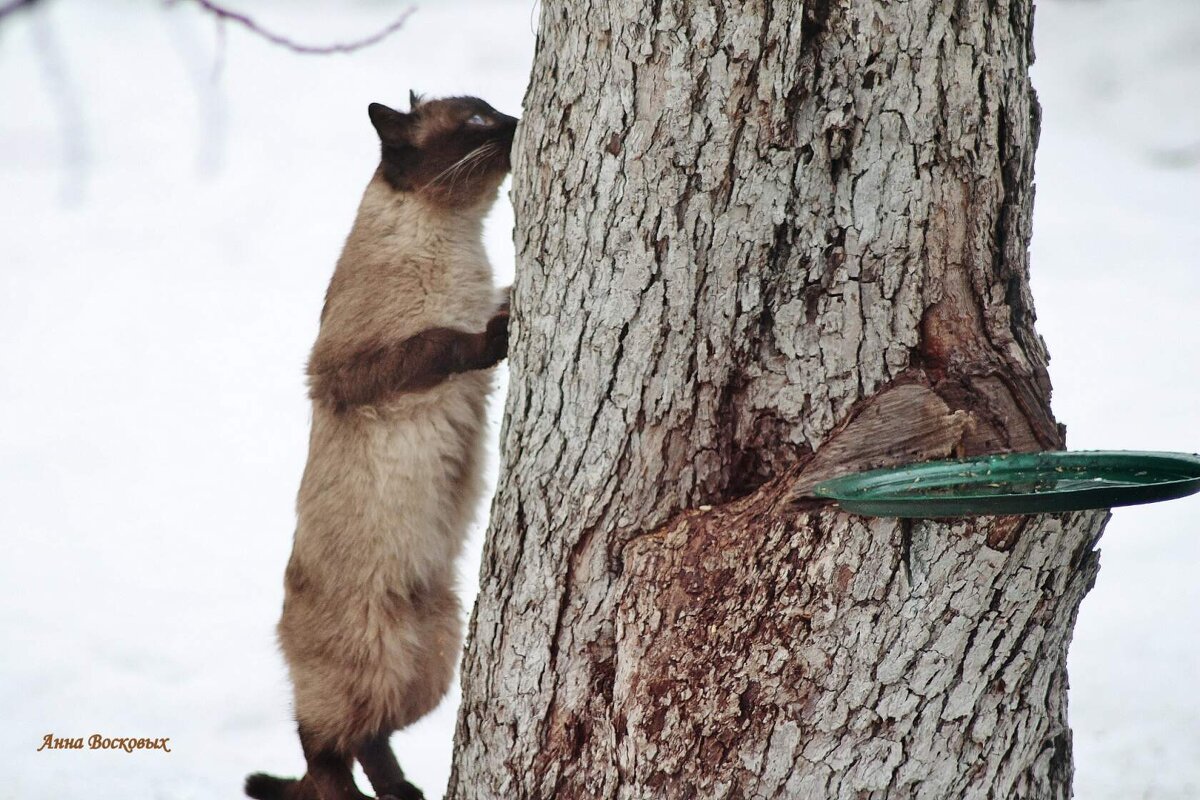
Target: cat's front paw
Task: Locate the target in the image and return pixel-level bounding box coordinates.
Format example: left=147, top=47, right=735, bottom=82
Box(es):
left=480, top=307, right=509, bottom=368
left=378, top=780, right=424, bottom=800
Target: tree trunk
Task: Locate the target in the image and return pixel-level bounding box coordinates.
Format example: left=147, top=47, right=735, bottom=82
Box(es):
left=449, top=1, right=1109, bottom=798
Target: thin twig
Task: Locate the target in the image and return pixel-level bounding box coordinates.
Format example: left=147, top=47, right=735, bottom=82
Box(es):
left=212, top=13, right=226, bottom=80
left=177, top=0, right=415, bottom=55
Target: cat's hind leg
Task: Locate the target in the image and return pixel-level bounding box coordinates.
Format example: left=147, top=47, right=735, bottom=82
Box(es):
left=296, top=724, right=372, bottom=800
left=244, top=772, right=319, bottom=800
left=244, top=723, right=369, bottom=800
left=354, top=731, right=424, bottom=800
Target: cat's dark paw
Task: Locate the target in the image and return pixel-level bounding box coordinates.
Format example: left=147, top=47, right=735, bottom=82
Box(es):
left=378, top=780, right=424, bottom=800
left=480, top=307, right=509, bottom=367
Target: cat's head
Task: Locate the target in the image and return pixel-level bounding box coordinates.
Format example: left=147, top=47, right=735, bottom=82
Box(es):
left=368, top=92, right=518, bottom=208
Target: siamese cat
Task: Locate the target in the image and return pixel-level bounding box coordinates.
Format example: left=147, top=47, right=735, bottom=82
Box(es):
left=245, top=92, right=517, bottom=800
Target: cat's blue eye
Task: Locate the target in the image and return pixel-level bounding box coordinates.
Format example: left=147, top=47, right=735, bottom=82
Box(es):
left=466, top=113, right=490, bottom=126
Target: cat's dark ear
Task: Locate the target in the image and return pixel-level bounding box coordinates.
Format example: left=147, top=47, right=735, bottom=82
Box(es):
left=409, top=90, right=424, bottom=111
left=368, top=102, right=413, bottom=145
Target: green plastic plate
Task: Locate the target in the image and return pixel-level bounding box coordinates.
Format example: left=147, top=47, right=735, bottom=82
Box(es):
left=811, top=450, right=1200, bottom=518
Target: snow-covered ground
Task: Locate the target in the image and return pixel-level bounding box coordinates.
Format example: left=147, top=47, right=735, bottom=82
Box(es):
left=1029, top=4, right=1200, bottom=797
left=0, top=1, right=1195, bottom=798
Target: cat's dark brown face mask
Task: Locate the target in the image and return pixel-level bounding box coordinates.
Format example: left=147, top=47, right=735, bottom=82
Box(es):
left=369, top=92, right=518, bottom=208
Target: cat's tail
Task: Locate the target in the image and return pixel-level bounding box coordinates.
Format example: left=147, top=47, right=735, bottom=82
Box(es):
left=244, top=772, right=318, bottom=800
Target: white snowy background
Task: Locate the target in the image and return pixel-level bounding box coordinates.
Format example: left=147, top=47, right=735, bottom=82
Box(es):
left=0, top=0, right=1196, bottom=797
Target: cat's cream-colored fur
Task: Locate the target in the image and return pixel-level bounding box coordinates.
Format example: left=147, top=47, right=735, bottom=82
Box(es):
left=278, top=168, right=503, bottom=753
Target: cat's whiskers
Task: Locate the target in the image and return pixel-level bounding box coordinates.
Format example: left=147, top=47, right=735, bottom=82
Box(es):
left=437, top=143, right=497, bottom=186
left=421, top=142, right=499, bottom=196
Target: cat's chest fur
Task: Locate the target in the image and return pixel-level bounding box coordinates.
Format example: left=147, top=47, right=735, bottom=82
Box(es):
left=320, top=179, right=497, bottom=346
left=293, top=177, right=499, bottom=593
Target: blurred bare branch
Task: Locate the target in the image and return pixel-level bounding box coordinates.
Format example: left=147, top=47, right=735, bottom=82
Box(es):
left=1, top=0, right=418, bottom=206
left=0, top=0, right=41, bottom=21
left=29, top=5, right=89, bottom=204
left=163, top=4, right=228, bottom=177
left=175, top=0, right=415, bottom=55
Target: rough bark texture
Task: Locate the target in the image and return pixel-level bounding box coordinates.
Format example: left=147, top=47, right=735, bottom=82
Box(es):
left=449, top=1, right=1108, bottom=798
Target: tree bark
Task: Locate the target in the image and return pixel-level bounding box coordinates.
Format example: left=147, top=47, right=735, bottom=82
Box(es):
left=449, top=1, right=1108, bottom=798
